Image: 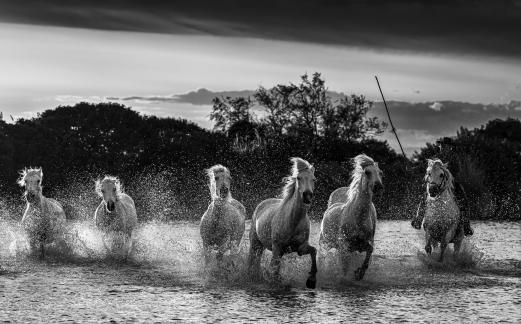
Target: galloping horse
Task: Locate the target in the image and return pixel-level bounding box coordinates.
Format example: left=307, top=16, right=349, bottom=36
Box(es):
left=419, top=159, right=463, bottom=262
left=248, top=157, right=318, bottom=289
left=94, top=176, right=137, bottom=253
left=18, top=167, right=66, bottom=258
left=320, top=154, right=383, bottom=280
left=200, top=165, right=246, bottom=264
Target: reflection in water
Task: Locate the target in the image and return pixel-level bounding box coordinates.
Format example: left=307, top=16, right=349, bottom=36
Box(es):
left=0, top=219, right=520, bottom=323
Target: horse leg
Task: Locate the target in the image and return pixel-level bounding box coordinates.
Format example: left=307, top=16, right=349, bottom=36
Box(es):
left=40, top=241, right=45, bottom=259
left=453, top=238, right=462, bottom=261
left=439, top=227, right=456, bottom=263
left=338, top=243, right=351, bottom=277
left=317, top=237, right=329, bottom=273
left=439, top=241, right=448, bottom=263
left=248, top=231, right=264, bottom=279
left=270, top=244, right=282, bottom=282
left=202, top=243, right=211, bottom=265
left=216, top=240, right=228, bottom=266
left=354, top=242, right=373, bottom=281
left=424, top=232, right=432, bottom=255
left=297, top=243, right=317, bottom=289
left=453, top=226, right=465, bottom=261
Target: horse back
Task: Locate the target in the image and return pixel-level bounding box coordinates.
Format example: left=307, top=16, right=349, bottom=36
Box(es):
left=119, top=193, right=138, bottom=229
left=328, top=187, right=348, bottom=208
left=320, top=203, right=343, bottom=248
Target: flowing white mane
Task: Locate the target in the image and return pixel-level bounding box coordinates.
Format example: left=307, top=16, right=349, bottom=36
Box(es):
left=346, top=154, right=375, bottom=204
left=95, top=175, right=123, bottom=198
left=17, top=167, right=43, bottom=187
left=281, top=157, right=314, bottom=201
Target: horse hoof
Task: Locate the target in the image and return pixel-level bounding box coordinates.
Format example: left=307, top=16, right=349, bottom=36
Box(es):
left=354, top=269, right=365, bottom=281
left=306, top=277, right=317, bottom=289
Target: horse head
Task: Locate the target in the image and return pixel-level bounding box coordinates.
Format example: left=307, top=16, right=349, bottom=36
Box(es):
left=18, top=167, right=43, bottom=203
left=425, top=159, right=453, bottom=198
left=353, top=154, right=383, bottom=196
left=96, top=176, right=122, bottom=213
left=290, top=157, right=316, bottom=206
left=207, top=165, right=232, bottom=200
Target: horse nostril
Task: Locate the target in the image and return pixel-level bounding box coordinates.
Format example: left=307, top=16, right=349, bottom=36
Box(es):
left=107, top=201, right=115, bottom=211
left=303, top=191, right=313, bottom=203
left=220, top=187, right=229, bottom=198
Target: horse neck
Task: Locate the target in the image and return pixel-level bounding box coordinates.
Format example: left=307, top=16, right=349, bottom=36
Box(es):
left=439, top=187, right=454, bottom=202
left=427, top=185, right=453, bottom=202
left=28, top=192, right=45, bottom=209
left=351, top=178, right=372, bottom=225
left=282, top=186, right=307, bottom=227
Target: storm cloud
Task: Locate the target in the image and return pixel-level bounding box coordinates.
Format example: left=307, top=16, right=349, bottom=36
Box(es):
left=1, top=0, right=521, bottom=58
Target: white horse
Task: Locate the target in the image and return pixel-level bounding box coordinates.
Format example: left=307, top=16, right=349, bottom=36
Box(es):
left=320, top=154, right=383, bottom=280
left=248, top=157, right=318, bottom=288
left=421, top=159, right=464, bottom=262
left=200, top=165, right=246, bottom=264
left=94, top=176, right=137, bottom=256
left=18, top=167, right=66, bottom=258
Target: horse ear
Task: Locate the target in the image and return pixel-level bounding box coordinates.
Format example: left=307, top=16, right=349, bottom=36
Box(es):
left=443, top=162, right=449, bottom=168
left=38, top=168, right=43, bottom=178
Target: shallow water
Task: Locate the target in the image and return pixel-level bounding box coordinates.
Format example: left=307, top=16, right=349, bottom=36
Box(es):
left=1, top=220, right=520, bottom=323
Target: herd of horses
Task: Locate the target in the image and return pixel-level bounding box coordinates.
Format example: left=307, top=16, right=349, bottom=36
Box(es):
left=14, top=154, right=464, bottom=289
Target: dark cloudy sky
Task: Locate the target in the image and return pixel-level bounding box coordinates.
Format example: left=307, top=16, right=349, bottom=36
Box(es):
left=1, top=0, right=520, bottom=153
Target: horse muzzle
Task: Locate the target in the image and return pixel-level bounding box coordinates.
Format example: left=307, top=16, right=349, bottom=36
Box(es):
left=219, top=186, right=229, bottom=199
left=302, top=191, right=314, bottom=205
left=25, top=192, right=38, bottom=203
left=373, top=182, right=384, bottom=194
left=106, top=200, right=116, bottom=212
left=428, top=183, right=442, bottom=197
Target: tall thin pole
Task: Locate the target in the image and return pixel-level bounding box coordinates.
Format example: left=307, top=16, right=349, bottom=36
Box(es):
left=375, top=76, right=407, bottom=161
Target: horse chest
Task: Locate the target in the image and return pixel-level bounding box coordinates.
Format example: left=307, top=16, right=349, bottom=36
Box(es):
left=271, top=218, right=309, bottom=249
left=425, top=198, right=458, bottom=221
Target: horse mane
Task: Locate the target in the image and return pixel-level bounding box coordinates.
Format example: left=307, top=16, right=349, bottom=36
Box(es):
left=95, top=175, right=123, bottom=198
left=206, top=164, right=231, bottom=200
left=17, top=167, right=43, bottom=187
left=281, top=157, right=314, bottom=202
left=346, top=154, right=375, bottom=204
left=426, top=158, right=455, bottom=193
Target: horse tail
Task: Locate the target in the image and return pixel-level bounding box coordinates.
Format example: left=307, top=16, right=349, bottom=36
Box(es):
left=207, top=168, right=219, bottom=200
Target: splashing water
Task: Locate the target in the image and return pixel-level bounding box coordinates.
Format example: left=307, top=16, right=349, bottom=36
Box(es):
left=1, top=200, right=520, bottom=322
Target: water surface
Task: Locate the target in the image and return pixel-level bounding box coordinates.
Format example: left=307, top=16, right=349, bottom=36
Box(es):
left=1, top=220, right=520, bottom=323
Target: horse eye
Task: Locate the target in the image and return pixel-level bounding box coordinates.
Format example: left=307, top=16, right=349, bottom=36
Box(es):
left=215, top=176, right=220, bottom=180
left=101, top=189, right=105, bottom=193
left=440, top=173, right=445, bottom=178
left=113, top=188, right=116, bottom=192
left=365, top=170, right=370, bottom=176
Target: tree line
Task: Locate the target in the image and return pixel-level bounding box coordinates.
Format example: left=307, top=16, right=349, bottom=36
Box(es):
left=0, top=73, right=518, bottom=221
